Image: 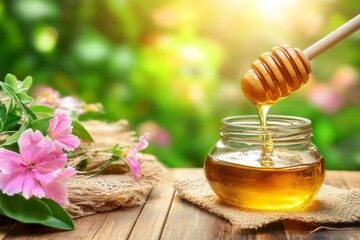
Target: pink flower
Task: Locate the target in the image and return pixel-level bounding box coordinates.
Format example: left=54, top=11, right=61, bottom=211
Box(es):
left=306, top=66, right=360, bottom=114
left=138, top=121, right=171, bottom=147
left=0, top=129, right=75, bottom=205
left=49, top=110, right=80, bottom=151
left=125, top=133, right=149, bottom=180
left=33, top=86, right=103, bottom=117
left=34, top=87, right=61, bottom=108
left=58, top=96, right=85, bottom=116
left=307, top=82, right=344, bottom=114
left=42, top=168, right=76, bottom=205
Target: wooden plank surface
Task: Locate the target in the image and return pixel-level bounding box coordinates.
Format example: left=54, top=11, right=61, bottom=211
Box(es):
left=128, top=171, right=175, bottom=240
left=0, top=169, right=359, bottom=240
left=160, top=169, right=230, bottom=240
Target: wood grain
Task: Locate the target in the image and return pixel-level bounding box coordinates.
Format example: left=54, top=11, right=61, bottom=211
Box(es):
left=91, top=206, right=143, bottom=240
left=4, top=212, right=108, bottom=240
left=0, top=224, right=15, bottom=240
left=160, top=169, right=229, bottom=240
left=128, top=170, right=175, bottom=240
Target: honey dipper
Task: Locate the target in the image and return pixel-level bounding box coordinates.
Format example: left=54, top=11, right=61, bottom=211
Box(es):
left=241, top=14, right=360, bottom=106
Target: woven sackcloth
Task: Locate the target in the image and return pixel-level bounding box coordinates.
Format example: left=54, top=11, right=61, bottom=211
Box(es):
left=173, top=178, right=360, bottom=229
left=64, top=120, right=166, bottom=219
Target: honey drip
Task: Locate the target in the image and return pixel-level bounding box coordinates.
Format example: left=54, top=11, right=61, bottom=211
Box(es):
left=257, top=105, right=274, bottom=166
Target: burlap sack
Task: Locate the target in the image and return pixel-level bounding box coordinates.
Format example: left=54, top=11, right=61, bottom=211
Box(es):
left=64, top=120, right=165, bottom=219
left=174, top=178, right=360, bottom=229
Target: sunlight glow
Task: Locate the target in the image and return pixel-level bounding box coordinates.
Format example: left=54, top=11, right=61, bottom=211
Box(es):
left=258, top=0, right=299, bottom=18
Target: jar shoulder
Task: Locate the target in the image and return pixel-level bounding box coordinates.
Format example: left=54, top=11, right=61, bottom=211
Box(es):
left=208, top=140, right=323, bottom=167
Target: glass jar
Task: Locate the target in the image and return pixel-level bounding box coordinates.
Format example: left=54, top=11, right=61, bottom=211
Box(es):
left=204, top=115, right=325, bottom=210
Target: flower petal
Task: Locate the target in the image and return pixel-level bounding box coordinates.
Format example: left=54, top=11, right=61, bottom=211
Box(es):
left=50, top=118, right=72, bottom=137
left=126, top=153, right=141, bottom=180
left=32, top=171, right=56, bottom=185
left=123, top=133, right=149, bottom=180
left=55, top=135, right=80, bottom=151
left=55, top=167, right=76, bottom=181
left=35, top=87, right=61, bottom=108
left=18, top=129, right=54, bottom=165
left=43, top=181, right=69, bottom=205
left=137, top=133, right=149, bottom=151
left=22, top=172, right=45, bottom=199
left=49, top=110, right=72, bottom=138
left=127, top=148, right=138, bottom=159
left=37, top=140, right=67, bottom=172
left=0, top=149, right=22, bottom=174
left=0, top=170, right=26, bottom=196
left=49, top=110, right=80, bottom=151
left=48, top=116, right=59, bottom=135
left=59, top=96, right=85, bottom=116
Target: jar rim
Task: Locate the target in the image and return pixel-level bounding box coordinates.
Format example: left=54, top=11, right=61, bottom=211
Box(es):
left=222, top=115, right=311, bottom=129
left=220, top=115, right=312, bottom=144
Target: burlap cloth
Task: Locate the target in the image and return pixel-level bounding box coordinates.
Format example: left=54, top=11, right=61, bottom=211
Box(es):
left=64, top=120, right=166, bottom=219
left=173, top=178, right=360, bottom=229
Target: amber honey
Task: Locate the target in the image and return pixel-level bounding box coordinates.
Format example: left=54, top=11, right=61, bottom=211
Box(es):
left=204, top=153, right=325, bottom=210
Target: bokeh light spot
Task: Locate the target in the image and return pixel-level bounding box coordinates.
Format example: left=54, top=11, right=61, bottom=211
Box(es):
left=33, top=26, right=58, bottom=53
left=14, top=0, right=58, bottom=21
left=73, top=31, right=110, bottom=65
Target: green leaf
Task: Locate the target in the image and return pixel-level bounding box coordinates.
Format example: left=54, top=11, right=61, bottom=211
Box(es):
left=4, top=74, right=18, bottom=91
left=99, top=155, right=120, bottom=174
left=16, top=92, right=34, bottom=104
left=20, top=76, right=33, bottom=91
left=30, top=116, right=52, bottom=135
left=1, top=121, right=28, bottom=146
left=0, top=104, right=7, bottom=132
left=1, top=142, right=19, bottom=152
left=0, top=82, right=17, bottom=98
left=105, top=144, right=123, bottom=157
left=2, top=97, right=13, bottom=113
left=1, top=77, right=37, bottom=122
left=0, top=193, right=51, bottom=224
left=17, top=100, right=37, bottom=121
left=30, top=105, right=55, bottom=115
left=2, top=113, right=21, bottom=131
left=0, top=118, right=4, bottom=133
left=76, top=158, right=88, bottom=171
left=0, top=193, right=74, bottom=230
left=0, top=103, right=7, bottom=117
left=72, top=121, right=94, bottom=142
left=38, top=198, right=74, bottom=230
left=2, top=131, right=22, bottom=146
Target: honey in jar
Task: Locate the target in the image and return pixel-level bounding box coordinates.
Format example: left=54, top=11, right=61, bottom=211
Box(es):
left=204, top=115, right=325, bottom=210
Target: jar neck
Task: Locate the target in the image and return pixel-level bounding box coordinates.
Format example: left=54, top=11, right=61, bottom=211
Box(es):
left=220, top=115, right=313, bottom=147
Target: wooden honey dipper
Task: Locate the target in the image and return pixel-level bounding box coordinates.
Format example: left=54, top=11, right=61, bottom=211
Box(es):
left=241, top=14, right=360, bottom=106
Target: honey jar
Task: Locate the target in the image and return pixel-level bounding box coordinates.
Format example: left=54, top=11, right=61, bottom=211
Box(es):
left=204, top=115, right=325, bottom=210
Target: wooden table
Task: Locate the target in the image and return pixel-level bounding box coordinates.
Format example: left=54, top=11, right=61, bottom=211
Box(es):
left=0, top=169, right=359, bottom=239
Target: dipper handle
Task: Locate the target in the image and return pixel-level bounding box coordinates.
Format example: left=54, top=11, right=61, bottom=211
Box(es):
left=303, top=14, right=360, bottom=60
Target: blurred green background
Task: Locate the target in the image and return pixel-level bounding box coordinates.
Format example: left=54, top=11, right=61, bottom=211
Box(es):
left=0, top=0, right=359, bottom=169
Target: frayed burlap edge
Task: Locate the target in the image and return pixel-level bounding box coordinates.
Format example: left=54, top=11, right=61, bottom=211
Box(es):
left=65, top=154, right=165, bottom=219
left=174, top=179, right=360, bottom=229
left=63, top=120, right=166, bottom=219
